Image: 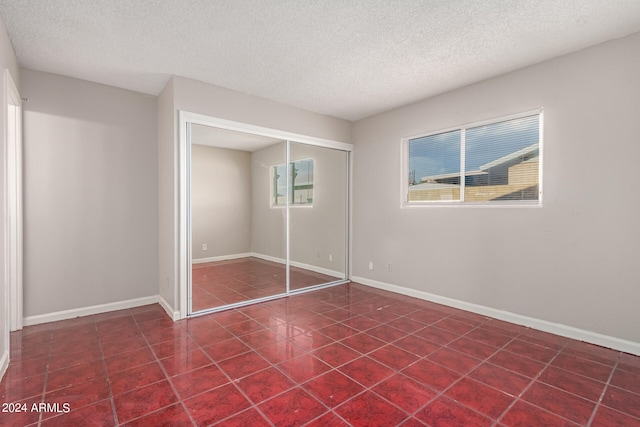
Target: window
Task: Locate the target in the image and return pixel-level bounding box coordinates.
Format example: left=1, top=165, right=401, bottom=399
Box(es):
left=404, top=111, right=542, bottom=205
left=272, top=158, right=314, bottom=206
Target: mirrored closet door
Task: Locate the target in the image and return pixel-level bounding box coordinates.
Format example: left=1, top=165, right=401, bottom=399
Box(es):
left=190, top=126, right=287, bottom=312
left=289, top=142, right=348, bottom=291
left=185, top=116, right=351, bottom=315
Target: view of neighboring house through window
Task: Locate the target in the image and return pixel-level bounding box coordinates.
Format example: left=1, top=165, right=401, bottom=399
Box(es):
left=405, top=111, right=541, bottom=204
left=272, top=158, right=314, bottom=206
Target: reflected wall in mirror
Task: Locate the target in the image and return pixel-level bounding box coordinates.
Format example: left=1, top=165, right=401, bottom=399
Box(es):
left=289, top=142, right=348, bottom=290
left=190, top=124, right=286, bottom=312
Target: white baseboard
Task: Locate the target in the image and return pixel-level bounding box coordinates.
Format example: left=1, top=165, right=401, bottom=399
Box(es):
left=250, top=252, right=285, bottom=265
left=352, top=276, right=640, bottom=356
left=290, top=260, right=343, bottom=280
left=159, top=296, right=181, bottom=321
left=192, top=253, right=252, bottom=264
left=0, top=350, right=8, bottom=383
left=250, top=252, right=344, bottom=279
left=23, top=295, right=160, bottom=326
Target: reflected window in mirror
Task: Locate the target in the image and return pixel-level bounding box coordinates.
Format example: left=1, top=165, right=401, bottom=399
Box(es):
left=272, top=158, right=314, bottom=207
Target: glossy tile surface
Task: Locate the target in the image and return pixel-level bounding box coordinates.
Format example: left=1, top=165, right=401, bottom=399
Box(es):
left=191, top=256, right=339, bottom=312
left=1, top=282, right=640, bottom=426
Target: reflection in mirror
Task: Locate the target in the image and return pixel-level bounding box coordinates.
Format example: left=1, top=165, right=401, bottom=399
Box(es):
left=189, top=123, right=350, bottom=314
left=289, top=142, right=348, bottom=290
left=190, top=125, right=286, bottom=312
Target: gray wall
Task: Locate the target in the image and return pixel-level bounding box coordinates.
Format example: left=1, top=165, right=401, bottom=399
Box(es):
left=157, top=78, right=175, bottom=307
left=289, top=143, right=347, bottom=276
left=158, top=76, right=351, bottom=314
left=0, top=16, right=19, bottom=376
left=172, top=77, right=352, bottom=142
left=194, top=140, right=349, bottom=278
left=191, top=144, right=252, bottom=259
left=21, top=69, right=158, bottom=317
left=250, top=142, right=286, bottom=260
left=352, top=32, right=640, bottom=343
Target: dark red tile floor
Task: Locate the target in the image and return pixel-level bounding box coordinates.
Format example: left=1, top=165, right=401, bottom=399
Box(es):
left=192, top=257, right=340, bottom=311
left=2, top=282, right=640, bottom=426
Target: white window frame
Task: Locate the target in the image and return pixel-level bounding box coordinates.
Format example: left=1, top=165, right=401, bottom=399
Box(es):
left=271, top=157, right=315, bottom=208
left=401, top=109, right=543, bottom=208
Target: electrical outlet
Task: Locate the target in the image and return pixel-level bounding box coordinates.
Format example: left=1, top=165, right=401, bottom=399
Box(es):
left=329, top=254, right=333, bottom=262
left=387, top=263, right=393, bottom=272
left=316, top=250, right=321, bottom=257
left=202, top=243, right=207, bottom=251
left=368, top=261, right=374, bottom=270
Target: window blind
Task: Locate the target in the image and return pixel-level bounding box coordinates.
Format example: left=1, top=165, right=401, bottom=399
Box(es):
left=406, top=112, right=541, bottom=204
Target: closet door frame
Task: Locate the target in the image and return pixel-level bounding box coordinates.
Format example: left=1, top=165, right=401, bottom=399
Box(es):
left=178, top=111, right=353, bottom=318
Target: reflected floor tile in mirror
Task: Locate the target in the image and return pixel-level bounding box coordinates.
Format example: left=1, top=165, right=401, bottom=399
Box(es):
left=192, top=257, right=340, bottom=312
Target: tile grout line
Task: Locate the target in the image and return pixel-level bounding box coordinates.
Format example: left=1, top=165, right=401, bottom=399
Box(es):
left=193, top=259, right=337, bottom=310
left=412, top=315, right=572, bottom=423
left=585, top=353, right=620, bottom=427
left=181, top=315, right=277, bottom=426
left=135, top=315, right=199, bottom=427
left=94, top=320, right=121, bottom=427
left=332, top=320, right=415, bottom=418
left=492, top=340, right=571, bottom=426
left=325, top=311, right=513, bottom=424
left=311, top=303, right=490, bottom=423
left=300, top=409, right=351, bottom=427
left=268, top=317, right=364, bottom=424
left=401, top=319, right=521, bottom=424
left=35, top=329, right=54, bottom=427
left=300, top=304, right=396, bottom=422
left=229, top=302, right=395, bottom=425
left=251, top=345, right=333, bottom=424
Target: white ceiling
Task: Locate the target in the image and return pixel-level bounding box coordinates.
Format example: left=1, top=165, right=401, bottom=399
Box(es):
left=1, top=1, right=640, bottom=121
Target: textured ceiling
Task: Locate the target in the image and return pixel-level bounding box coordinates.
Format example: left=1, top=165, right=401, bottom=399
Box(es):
left=1, top=1, right=640, bottom=121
